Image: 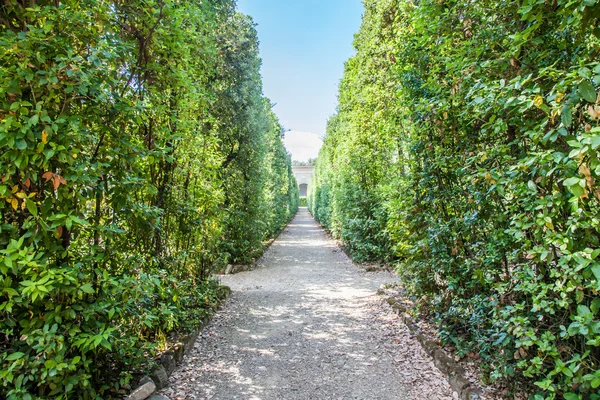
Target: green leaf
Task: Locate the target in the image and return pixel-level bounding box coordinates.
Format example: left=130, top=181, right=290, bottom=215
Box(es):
left=29, top=114, right=39, bottom=126
left=6, top=352, right=25, bottom=361
left=592, top=264, right=600, bottom=281
left=561, top=106, right=572, bottom=126
left=15, top=139, right=27, bottom=150
left=564, top=394, right=580, bottom=400
left=563, top=177, right=581, bottom=187
left=26, top=199, right=37, bottom=217
left=578, top=67, right=592, bottom=79
left=591, top=135, right=600, bottom=150
left=577, top=305, right=591, bottom=317
left=592, top=299, right=600, bottom=314
left=100, top=339, right=112, bottom=350
left=80, top=284, right=94, bottom=294
left=579, top=80, right=597, bottom=103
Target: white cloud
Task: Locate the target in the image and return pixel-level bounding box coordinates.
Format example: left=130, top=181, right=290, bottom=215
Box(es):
left=283, top=130, right=323, bottom=161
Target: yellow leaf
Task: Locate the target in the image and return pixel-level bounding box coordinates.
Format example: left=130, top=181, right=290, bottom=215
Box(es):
left=14, top=191, right=27, bottom=199
left=72, top=153, right=77, bottom=159
left=42, top=130, right=48, bottom=144
left=533, top=95, right=544, bottom=108
left=10, top=198, right=18, bottom=210
left=11, top=185, right=18, bottom=194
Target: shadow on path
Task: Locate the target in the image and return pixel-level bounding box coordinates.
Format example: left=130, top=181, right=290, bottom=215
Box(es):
left=160, top=208, right=454, bottom=400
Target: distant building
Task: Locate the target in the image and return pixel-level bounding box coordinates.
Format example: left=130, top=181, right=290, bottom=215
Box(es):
left=292, top=166, right=314, bottom=197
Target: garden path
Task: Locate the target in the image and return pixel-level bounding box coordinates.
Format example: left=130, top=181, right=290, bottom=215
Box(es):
left=160, top=208, right=454, bottom=400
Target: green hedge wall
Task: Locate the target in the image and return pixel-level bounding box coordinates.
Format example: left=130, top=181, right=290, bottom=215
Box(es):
left=0, top=1, right=297, bottom=398
left=310, top=0, right=600, bottom=397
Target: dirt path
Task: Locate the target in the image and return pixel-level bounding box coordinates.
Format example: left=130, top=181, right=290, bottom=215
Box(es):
left=160, top=208, right=454, bottom=400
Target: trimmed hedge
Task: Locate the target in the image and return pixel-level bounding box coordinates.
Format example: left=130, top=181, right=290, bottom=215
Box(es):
left=0, top=1, right=297, bottom=398
left=310, top=0, right=600, bottom=397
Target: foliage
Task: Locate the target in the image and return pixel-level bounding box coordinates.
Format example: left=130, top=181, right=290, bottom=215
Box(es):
left=310, top=0, right=600, bottom=397
left=0, top=1, right=297, bottom=398
left=292, top=158, right=317, bottom=166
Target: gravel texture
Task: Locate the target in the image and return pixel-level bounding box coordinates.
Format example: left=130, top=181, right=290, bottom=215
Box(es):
left=160, top=208, right=455, bottom=400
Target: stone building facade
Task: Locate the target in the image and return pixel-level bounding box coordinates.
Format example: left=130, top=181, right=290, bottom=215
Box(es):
left=291, top=166, right=314, bottom=197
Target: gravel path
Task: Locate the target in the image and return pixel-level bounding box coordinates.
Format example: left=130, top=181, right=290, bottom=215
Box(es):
left=160, top=208, right=455, bottom=400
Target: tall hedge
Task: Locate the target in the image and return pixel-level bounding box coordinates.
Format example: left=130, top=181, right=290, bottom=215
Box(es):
left=310, top=0, right=600, bottom=397
left=0, top=1, right=297, bottom=398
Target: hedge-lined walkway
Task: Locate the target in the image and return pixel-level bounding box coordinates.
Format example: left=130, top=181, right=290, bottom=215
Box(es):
left=160, top=208, right=454, bottom=399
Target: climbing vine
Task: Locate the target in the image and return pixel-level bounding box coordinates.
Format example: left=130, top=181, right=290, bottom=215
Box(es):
left=0, top=1, right=297, bottom=398
left=310, top=0, right=600, bottom=397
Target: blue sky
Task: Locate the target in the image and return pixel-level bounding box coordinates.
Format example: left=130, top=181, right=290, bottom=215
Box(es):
left=236, top=0, right=363, bottom=161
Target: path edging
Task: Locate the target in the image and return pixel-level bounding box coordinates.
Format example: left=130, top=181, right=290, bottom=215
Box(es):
left=124, top=285, right=232, bottom=400
left=379, top=291, right=482, bottom=400
left=221, top=212, right=297, bottom=275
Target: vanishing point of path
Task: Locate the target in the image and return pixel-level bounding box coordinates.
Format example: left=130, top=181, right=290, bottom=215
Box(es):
left=160, top=208, right=455, bottom=400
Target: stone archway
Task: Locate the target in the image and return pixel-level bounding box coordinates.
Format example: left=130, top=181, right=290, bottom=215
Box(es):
left=292, top=166, right=314, bottom=198
left=299, top=183, right=308, bottom=197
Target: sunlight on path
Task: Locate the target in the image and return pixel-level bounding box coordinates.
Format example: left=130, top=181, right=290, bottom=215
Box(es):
left=160, top=208, right=454, bottom=400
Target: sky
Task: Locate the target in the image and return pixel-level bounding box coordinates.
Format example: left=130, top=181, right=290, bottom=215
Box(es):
left=236, top=0, right=363, bottom=161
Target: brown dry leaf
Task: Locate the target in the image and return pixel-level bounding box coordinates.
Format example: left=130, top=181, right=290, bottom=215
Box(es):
left=51, top=175, right=66, bottom=190
left=24, top=178, right=31, bottom=189
left=579, top=163, right=594, bottom=190
left=519, top=347, right=527, bottom=357
left=42, top=172, right=54, bottom=182
left=587, top=105, right=600, bottom=120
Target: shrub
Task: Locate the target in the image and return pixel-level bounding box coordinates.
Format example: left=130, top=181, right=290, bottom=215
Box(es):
left=310, top=0, right=600, bottom=397
left=0, top=1, right=297, bottom=398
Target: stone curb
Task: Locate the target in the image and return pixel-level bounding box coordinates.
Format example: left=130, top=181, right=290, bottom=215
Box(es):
left=381, top=293, right=482, bottom=400
left=124, top=286, right=231, bottom=400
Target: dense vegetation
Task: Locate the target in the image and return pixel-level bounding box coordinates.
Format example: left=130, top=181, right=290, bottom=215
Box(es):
left=310, top=0, right=600, bottom=397
left=292, top=158, right=317, bottom=166
left=0, top=1, right=297, bottom=398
